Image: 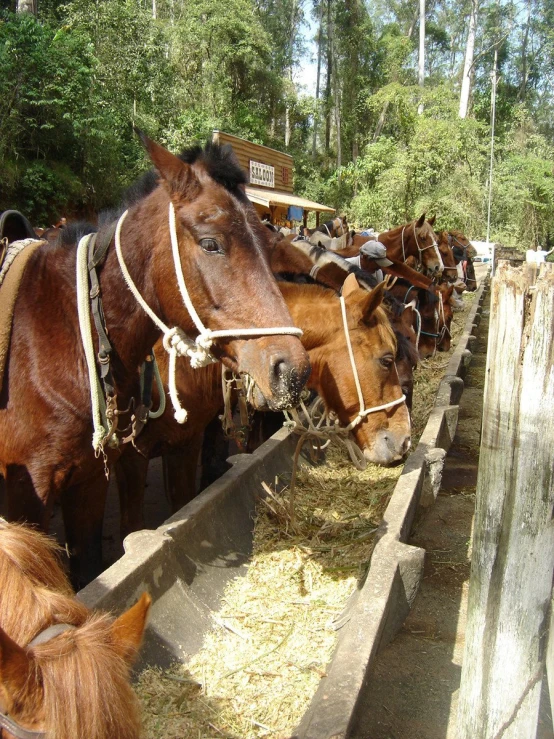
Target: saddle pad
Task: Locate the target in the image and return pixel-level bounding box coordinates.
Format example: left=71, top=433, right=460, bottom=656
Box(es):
left=0, top=239, right=45, bottom=392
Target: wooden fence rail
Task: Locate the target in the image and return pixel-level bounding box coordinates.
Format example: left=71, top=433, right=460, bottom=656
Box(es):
left=457, top=261, right=554, bottom=738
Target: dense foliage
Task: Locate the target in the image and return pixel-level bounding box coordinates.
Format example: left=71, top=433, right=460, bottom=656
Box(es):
left=1, top=0, right=553, bottom=248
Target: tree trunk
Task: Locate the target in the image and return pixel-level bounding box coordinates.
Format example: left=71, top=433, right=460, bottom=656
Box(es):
left=518, top=0, right=531, bottom=102
left=457, top=262, right=554, bottom=738
left=324, top=0, right=333, bottom=156
left=16, top=0, right=36, bottom=13
left=312, top=0, right=324, bottom=157
left=459, top=0, right=478, bottom=118
left=418, top=0, right=425, bottom=114
left=373, top=5, right=419, bottom=140
left=285, top=0, right=298, bottom=149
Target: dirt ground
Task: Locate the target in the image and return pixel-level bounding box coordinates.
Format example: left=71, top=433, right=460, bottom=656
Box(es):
left=349, top=275, right=553, bottom=739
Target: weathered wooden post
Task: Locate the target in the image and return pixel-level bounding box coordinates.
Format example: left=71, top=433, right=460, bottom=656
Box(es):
left=457, top=261, right=554, bottom=738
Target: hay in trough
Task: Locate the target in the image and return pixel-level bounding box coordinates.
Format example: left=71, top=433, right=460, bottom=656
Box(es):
left=137, top=290, right=478, bottom=738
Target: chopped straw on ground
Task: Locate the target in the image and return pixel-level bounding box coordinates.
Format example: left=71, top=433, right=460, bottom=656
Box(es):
left=137, top=291, right=478, bottom=739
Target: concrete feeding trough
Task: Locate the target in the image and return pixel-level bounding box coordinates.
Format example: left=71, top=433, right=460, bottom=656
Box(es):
left=78, top=280, right=487, bottom=738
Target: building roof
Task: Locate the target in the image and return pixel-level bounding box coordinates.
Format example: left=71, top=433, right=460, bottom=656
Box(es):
left=245, top=185, right=335, bottom=214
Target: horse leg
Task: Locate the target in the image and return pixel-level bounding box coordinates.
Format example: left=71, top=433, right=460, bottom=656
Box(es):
left=4, top=464, right=54, bottom=530
left=162, top=438, right=203, bottom=511
left=61, top=475, right=108, bottom=590
left=200, top=416, right=230, bottom=490
left=114, top=447, right=148, bottom=541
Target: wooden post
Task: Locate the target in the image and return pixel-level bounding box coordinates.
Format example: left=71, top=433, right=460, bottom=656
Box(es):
left=457, top=261, right=554, bottom=738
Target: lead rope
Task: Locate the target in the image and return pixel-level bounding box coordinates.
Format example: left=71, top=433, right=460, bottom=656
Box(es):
left=76, top=233, right=113, bottom=455
left=114, top=203, right=302, bottom=424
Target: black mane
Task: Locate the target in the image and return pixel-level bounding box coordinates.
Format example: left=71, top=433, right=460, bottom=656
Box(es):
left=117, top=140, right=247, bottom=214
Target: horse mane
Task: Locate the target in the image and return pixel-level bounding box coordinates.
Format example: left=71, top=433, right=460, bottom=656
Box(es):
left=33, top=616, right=141, bottom=739
left=118, top=140, right=247, bottom=214
left=394, top=330, right=419, bottom=367
left=0, top=522, right=141, bottom=739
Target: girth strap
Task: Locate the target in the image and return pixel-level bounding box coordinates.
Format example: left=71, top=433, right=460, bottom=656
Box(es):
left=87, top=233, right=116, bottom=399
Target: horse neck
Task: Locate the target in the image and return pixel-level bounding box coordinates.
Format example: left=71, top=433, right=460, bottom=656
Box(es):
left=280, top=283, right=339, bottom=351
left=98, top=192, right=187, bottom=377
left=0, top=530, right=88, bottom=645
left=378, top=223, right=418, bottom=261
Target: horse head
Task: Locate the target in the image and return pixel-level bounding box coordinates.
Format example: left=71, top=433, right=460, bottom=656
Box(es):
left=416, top=285, right=453, bottom=357
left=0, top=522, right=151, bottom=739
left=412, top=214, right=443, bottom=277
left=284, top=275, right=411, bottom=466
left=133, top=134, right=310, bottom=411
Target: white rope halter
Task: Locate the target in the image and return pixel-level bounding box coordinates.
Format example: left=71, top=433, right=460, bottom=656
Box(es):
left=284, top=294, right=406, bottom=470
left=114, top=203, right=302, bottom=424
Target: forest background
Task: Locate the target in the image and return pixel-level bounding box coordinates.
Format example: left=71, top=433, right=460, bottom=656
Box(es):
left=1, top=0, right=553, bottom=249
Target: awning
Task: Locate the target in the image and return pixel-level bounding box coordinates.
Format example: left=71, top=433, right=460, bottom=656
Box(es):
left=245, top=186, right=335, bottom=214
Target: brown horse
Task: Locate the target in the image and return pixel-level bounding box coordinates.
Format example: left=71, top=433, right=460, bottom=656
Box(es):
left=388, top=281, right=454, bottom=358
left=0, top=134, right=309, bottom=587
left=0, top=519, right=150, bottom=739
left=333, top=214, right=443, bottom=278
left=440, top=230, right=477, bottom=292
left=271, top=232, right=434, bottom=291
left=115, top=276, right=411, bottom=531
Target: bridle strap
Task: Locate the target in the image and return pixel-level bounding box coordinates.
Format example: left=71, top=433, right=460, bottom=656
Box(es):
left=0, top=624, right=76, bottom=739
left=0, top=712, right=46, bottom=739
left=412, top=222, right=444, bottom=270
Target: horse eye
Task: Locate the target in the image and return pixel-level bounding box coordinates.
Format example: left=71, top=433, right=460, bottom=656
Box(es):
left=379, top=355, right=394, bottom=369
left=199, top=238, right=222, bottom=254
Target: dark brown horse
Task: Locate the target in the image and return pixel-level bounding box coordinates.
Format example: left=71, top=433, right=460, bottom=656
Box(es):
left=0, top=135, right=309, bottom=586
left=0, top=519, right=150, bottom=739
left=388, top=280, right=454, bottom=358
left=115, top=277, right=411, bottom=530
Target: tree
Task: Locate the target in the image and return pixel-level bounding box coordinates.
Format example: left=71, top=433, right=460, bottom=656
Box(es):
left=459, top=0, right=479, bottom=118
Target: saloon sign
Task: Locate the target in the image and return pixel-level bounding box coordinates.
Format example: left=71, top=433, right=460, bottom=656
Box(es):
left=249, top=160, right=275, bottom=188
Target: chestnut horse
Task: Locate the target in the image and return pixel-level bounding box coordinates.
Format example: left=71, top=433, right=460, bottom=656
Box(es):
left=0, top=519, right=150, bottom=739
left=333, top=214, right=443, bottom=278
left=0, top=135, right=309, bottom=586
left=115, top=276, right=411, bottom=532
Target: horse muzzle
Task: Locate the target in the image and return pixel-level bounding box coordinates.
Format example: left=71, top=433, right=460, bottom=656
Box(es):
left=235, top=336, right=310, bottom=411
left=363, top=428, right=411, bottom=466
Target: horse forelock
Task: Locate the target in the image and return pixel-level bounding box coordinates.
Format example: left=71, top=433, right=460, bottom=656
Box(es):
left=179, top=141, right=247, bottom=195
left=35, top=614, right=141, bottom=739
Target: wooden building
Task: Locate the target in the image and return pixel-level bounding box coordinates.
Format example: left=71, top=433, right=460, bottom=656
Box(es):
left=212, top=131, right=334, bottom=227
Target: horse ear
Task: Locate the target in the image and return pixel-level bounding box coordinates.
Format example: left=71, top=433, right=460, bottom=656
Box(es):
left=0, top=627, right=41, bottom=713
left=428, top=215, right=436, bottom=226
left=416, top=213, right=426, bottom=228
left=135, top=129, right=201, bottom=201
left=345, top=280, right=386, bottom=325
left=342, top=272, right=359, bottom=298
left=111, top=592, right=152, bottom=665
